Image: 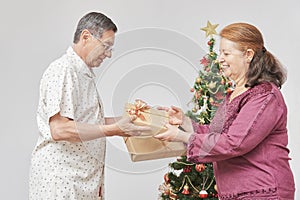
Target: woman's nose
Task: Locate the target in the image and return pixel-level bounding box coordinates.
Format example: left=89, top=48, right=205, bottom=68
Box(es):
left=218, top=57, right=224, bottom=63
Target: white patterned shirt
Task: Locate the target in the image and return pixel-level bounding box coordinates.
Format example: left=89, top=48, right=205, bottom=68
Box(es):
left=29, top=47, right=106, bottom=200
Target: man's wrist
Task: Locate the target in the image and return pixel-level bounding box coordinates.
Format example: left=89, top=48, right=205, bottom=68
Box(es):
left=103, top=124, right=119, bottom=137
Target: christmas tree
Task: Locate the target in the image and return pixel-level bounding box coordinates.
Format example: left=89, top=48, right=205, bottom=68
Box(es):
left=158, top=21, right=233, bottom=200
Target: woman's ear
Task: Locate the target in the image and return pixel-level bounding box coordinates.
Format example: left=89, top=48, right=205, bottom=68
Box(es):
left=245, top=49, right=255, bottom=62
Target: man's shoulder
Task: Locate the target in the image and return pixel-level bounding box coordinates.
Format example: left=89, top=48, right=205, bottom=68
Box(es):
left=43, top=53, right=74, bottom=77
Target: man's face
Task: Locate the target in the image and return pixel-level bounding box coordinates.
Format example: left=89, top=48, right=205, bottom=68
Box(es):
left=85, top=30, right=115, bottom=68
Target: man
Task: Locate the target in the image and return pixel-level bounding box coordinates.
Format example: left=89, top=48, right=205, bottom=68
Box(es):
left=29, top=12, right=147, bottom=200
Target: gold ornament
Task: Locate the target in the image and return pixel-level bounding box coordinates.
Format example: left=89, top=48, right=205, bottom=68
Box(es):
left=199, top=118, right=206, bottom=124
left=214, top=184, right=218, bottom=192
left=208, top=81, right=216, bottom=89
left=201, top=21, right=219, bottom=38
left=210, top=52, right=216, bottom=57
left=196, top=77, right=202, bottom=84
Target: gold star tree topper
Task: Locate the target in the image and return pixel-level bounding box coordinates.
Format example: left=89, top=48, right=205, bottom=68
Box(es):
left=201, top=21, right=219, bottom=37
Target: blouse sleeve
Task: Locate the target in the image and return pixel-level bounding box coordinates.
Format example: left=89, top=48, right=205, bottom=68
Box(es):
left=187, top=91, right=284, bottom=163
left=191, top=120, right=209, bottom=134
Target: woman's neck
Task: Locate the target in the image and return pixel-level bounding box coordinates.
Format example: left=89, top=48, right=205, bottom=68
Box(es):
left=229, top=78, right=249, bottom=102
left=234, top=76, right=247, bottom=88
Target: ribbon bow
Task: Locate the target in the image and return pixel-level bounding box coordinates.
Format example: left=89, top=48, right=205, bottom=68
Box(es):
left=127, top=99, right=150, bottom=121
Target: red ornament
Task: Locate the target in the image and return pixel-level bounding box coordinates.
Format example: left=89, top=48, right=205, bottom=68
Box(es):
left=199, top=190, right=208, bottom=198
left=164, top=188, right=170, bottom=195
left=164, top=173, right=170, bottom=183
left=190, top=87, right=195, bottom=92
left=200, top=56, right=209, bottom=67
left=226, top=88, right=234, bottom=93
left=195, top=164, right=206, bottom=172
left=215, top=92, right=224, bottom=100
left=195, top=91, right=200, bottom=99
left=169, top=190, right=178, bottom=198
left=183, top=166, right=192, bottom=173
left=182, top=185, right=189, bottom=195
left=207, top=41, right=212, bottom=46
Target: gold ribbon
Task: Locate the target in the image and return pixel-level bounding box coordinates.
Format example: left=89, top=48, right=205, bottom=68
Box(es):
left=126, top=99, right=150, bottom=121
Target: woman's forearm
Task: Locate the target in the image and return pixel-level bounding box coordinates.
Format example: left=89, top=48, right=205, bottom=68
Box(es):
left=180, top=115, right=194, bottom=133
left=177, top=130, right=192, bottom=144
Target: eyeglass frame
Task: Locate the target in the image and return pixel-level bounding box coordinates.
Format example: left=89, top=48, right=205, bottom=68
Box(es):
left=91, top=34, right=114, bottom=53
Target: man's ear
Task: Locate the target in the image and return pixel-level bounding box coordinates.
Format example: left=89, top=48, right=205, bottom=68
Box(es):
left=80, top=29, right=91, bottom=43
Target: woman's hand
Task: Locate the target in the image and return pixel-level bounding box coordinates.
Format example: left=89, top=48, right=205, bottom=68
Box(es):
left=158, top=105, right=184, bottom=125
left=154, top=123, right=191, bottom=143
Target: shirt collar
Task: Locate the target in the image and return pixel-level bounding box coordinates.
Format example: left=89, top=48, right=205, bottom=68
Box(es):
left=66, top=46, right=95, bottom=78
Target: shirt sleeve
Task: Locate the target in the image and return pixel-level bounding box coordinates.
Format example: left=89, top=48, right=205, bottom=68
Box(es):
left=41, top=63, right=77, bottom=123
left=187, top=91, right=284, bottom=163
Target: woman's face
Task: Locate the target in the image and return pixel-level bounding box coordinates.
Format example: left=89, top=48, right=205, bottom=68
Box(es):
left=218, top=38, right=249, bottom=84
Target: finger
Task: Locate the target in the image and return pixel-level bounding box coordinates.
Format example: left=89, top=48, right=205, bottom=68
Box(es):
left=133, top=131, right=143, bottom=136
left=170, top=119, right=182, bottom=125
left=126, top=131, right=142, bottom=136
left=153, top=133, right=164, bottom=139
left=168, top=109, right=177, bottom=114
left=169, top=119, right=176, bottom=124
left=165, top=123, right=173, bottom=128
left=136, top=126, right=152, bottom=131
left=128, top=115, right=137, bottom=121
left=154, top=134, right=171, bottom=141
left=170, top=105, right=181, bottom=112
left=156, top=106, right=169, bottom=112
left=122, top=132, right=132, bottom=137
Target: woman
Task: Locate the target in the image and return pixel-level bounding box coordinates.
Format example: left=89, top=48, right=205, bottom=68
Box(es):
left=155, top=23, right=295, bottom=199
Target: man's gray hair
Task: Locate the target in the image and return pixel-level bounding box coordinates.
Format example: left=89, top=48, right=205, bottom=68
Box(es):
left=73, top=12, right=117, bottom=43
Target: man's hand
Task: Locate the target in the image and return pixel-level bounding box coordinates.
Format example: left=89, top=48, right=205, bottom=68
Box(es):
left=114, top=115, right=151, bottom=136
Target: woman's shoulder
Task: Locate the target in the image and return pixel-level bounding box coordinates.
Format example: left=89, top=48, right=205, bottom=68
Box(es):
left=249, top=82, right=274, bottom=95
left=241, top=82, right=285, bottom=107
left=227, top=82, right=275, bottom=103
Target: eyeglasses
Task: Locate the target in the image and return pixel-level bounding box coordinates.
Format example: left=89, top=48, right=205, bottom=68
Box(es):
left=92, top=35, right=114, bottom=53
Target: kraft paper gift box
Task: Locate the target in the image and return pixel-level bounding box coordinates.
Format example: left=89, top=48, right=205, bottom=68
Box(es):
left=123, top=100, right=187, bottom=162
left=123, top=136, right=187, bottom=162
left=124, top=100, right=169, bottom=136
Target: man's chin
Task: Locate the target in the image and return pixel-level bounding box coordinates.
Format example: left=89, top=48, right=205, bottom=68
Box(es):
left=90, top=61, right=103, bottom=68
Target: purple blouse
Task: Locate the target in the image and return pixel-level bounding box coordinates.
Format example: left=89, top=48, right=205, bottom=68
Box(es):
left=187, top=82, right=295, bottom=199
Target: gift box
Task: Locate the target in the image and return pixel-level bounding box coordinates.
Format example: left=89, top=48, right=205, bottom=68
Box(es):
left=123, top=100, right=186, bottom=162
left=124, top=100, right=169, bottom=136
left=123, top=136, right=186, bottom=162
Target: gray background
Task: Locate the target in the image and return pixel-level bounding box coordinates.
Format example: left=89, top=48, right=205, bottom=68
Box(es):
left=0, top=0, right=299, bottom=199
